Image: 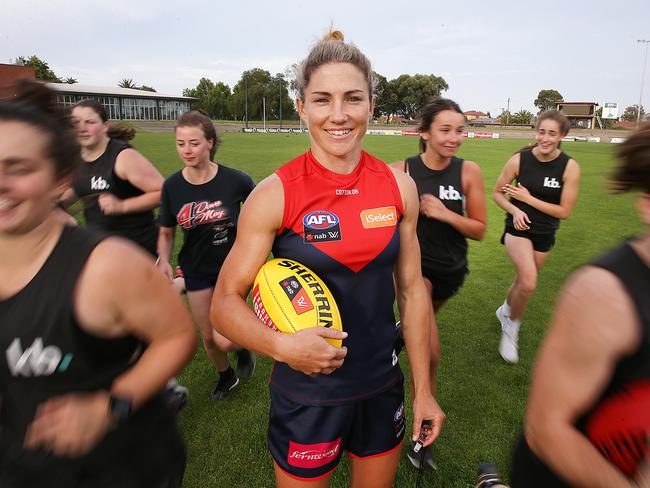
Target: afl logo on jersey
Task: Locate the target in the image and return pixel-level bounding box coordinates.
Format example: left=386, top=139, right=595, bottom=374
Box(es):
left=303, top=210, right=342, bottom=243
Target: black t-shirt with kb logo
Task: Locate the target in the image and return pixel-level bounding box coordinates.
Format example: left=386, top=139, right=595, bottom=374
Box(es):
left=405, top=155, right=467, bottom=273
left=72, top=139, right=158, bottom=255
left=506, top=148, right=570, bottom=234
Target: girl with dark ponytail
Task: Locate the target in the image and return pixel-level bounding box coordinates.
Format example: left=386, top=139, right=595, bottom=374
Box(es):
left=391, top=98, right=487, bottom=469
left=62, top=99, right=164, bottom=256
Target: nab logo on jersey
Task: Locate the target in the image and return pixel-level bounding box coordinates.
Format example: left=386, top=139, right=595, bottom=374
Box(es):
left=543, top=177, right=561, bottom=188
left=90, top=176, right=110, bottom=191
left=439, top=185, right=462, bottom=201
left=303, top=210, right=342, bottom=243
left=5, top=338, right=73, bottom=377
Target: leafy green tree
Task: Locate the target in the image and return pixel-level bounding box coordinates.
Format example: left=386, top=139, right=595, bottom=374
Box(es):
left=373, top=72, right=398, bottom=120
left=15, top=55, right=61, bottom=82
left=511, top=109, right=534, bottom=125
left=388, top=74, right=449, bottom=120
left=183, top=78, right=232, bottom=119
left=139, top=85, right=156, bottom=92
left=621, top=104, right=646, bottom=122
left=63, top=77, right=77, bottom=84
left=230, top=69, right=296, bottom=122
left=534, top=89, right=563, bottom=113
left=118, top=78, right=137, bottom=89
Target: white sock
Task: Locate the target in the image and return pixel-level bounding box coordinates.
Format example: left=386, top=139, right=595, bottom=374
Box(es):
left=502, top=299, right=511, bottom=317
left=509, top=318, right=521, bottom=331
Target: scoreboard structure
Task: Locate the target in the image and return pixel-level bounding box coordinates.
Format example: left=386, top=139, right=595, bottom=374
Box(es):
left=555, top=101, right=598, bottom=129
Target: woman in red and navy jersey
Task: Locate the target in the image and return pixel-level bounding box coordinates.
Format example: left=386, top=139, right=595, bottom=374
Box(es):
left=493, top=111, right=580, bottom=364
left=212, top=29, right=445, bottom=487
left=0, top=82, right=196, bottom=487
left=157, top=110, right=256, bottom=400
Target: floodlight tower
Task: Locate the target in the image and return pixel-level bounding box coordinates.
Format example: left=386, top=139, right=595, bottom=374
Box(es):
left=637, top=39, right=650, bottom=128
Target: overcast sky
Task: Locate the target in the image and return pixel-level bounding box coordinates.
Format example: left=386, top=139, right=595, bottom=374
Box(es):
left=3, top=0, right=650, bottom=116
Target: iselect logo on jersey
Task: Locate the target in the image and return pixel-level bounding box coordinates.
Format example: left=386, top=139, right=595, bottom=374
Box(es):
left=303, top=210, right=342, bottom=243
left=6, top=338, right=73, bottom=377
left=360, top=206, right=398, bottom=229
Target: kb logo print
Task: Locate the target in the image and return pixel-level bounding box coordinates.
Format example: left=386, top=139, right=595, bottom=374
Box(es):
left=543, top=177, right=561, bottom=188
left=90, top=176, right=110, bottom=191
left=5, top=338, right=73, bottom=377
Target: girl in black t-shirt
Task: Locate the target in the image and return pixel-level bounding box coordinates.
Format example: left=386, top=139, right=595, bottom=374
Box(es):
left=157, top=110, right=255, bottom=400
left=64, top=100, right=164, bottom=256
left=492, top=110, right=580, bottom=364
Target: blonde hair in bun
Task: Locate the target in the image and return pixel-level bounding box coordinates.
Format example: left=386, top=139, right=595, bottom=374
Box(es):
left=323, top=29, right=345, bottom=42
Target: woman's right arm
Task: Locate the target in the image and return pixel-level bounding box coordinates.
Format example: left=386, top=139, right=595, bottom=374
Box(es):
left=492, top=153, right=530, bottom=231
left=210, top=175, right=347, bottom=375
left=525, top=267, right=641, bottom=487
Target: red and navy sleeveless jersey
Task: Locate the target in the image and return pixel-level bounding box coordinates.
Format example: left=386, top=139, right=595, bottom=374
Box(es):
left=270, top=150, right=404, bottom=405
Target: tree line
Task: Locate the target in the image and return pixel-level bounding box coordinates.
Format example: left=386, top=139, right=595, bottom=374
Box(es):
left=182, top=68, right=449, bottom=122
left=11, top=55, right=649, bottom=125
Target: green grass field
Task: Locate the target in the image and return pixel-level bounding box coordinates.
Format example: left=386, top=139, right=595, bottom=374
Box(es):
left=129, top=132, right=642, bottom=487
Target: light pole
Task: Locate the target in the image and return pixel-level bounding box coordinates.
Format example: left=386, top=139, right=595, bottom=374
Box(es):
left=507, top=97, right=510, bottom=125
left=637, top=39, right=650, bottom=128
left=244, top=73, right=249, bottom=129
left=263, top=96, right=266, bottom=130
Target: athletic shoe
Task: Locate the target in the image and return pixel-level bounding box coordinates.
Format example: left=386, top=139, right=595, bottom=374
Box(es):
left=394, top=320, right=405, bottom=355
left=165, top=383, right=189, bottom=414
left=406, top=440, right=438, bottom=470
left=210, top=370, right=239, bottom=400
left=476, top=462, right=508, bottom=488
left=496, top=304, right=509, bottom=326
left=497, top=307, right=519, bottom=364
left=235, top=349, right=256, bottom=380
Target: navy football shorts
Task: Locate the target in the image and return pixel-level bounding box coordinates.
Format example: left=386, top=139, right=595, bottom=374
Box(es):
left=421, top=265, right=468, bottom=301
left=268, top=380, right=405, bottom=480
left=502, top=226, right=556, bottom=253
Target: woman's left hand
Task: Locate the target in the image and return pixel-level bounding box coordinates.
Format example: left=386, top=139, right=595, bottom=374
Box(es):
left=502, top=183, right=531, bottom=203
left=24, top=391, right=112, bottom=457
left=98, top=194, right=125, bottom=215
left=412, top=393, right=446, bottom=448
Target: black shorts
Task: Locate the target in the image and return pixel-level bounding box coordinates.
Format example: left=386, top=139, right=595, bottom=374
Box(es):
left=268, top=381, right=405, bottom=481
left=501, top=227, right=556, bottom=253
left=421, top=265, right=468, bottom=301
left=184, top=275, right=217, bottom=292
